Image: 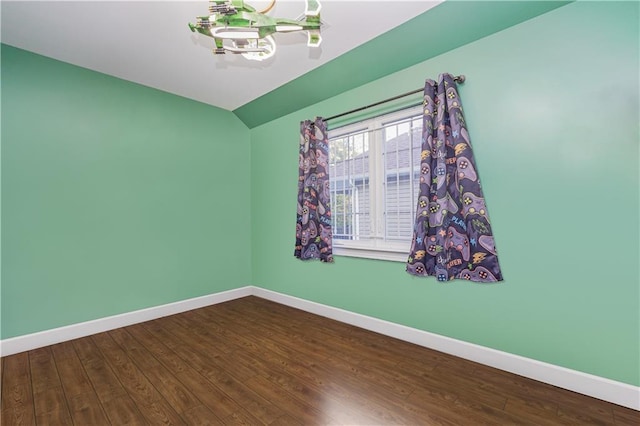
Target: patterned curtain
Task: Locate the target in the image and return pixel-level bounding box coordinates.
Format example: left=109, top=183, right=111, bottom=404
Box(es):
left=294, top=117, right=334, bottom=262
left=407, top=74, right=503, bottom=282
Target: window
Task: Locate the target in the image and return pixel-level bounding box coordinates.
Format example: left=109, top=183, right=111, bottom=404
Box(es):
left=328, top=106, right=423, bottom=261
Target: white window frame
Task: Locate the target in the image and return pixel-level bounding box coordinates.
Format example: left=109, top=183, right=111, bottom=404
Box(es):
left=328, top=105, right=423, bottom=262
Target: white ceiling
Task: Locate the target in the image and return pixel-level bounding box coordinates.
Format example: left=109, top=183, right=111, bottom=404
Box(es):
left=1, top=1, right=441, bottom=110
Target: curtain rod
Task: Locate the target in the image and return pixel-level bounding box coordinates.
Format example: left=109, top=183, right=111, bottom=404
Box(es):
left=324, top=74, right=466, bottom=123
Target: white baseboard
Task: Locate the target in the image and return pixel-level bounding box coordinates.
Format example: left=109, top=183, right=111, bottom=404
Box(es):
left=2, top=285, right=638, bottom=410
left=252, top=287, right=640, bottom=411
left=0, top=286, right=252, bottom=357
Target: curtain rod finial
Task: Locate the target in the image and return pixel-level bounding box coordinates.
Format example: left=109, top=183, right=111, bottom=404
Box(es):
left=456, top=75, right=466, bottom=84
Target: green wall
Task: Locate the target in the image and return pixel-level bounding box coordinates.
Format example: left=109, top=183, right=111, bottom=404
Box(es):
left=1, top=45, right=251, bottom=339
left=250, top=1, right=640, bottom=386
left=1, top=1, right=638, bottom=389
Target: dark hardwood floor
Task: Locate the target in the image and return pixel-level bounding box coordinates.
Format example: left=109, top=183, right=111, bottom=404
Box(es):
left=2, top=296, right=638, bottom=425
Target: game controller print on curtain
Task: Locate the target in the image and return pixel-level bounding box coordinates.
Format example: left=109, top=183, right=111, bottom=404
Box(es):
left=407, top=74, right=503, bottom=282
left=295, top=117, right=334, bottom=262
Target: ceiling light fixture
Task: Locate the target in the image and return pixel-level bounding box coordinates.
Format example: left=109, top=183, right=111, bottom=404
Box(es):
left=189, top=0, right=322, bottom=61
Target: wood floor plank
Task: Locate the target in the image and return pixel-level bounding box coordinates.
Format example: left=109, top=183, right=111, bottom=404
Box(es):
left=297, top=359, right=413, bottom=424
left=91, top=331, right=185, bottom=425
left=398, top=387, right=473, bottom=425
left=2, top=383, right=36, bottom=425
left=218, top=299, right=365, bottom=366
left=170, top=312, right=237, bottom=355
left=430, top=363, right=509, bottom=410
left=1, top=353, right=36, bottom=426
left=557, top=393, right=617, bottom=424
left=165, top=306, right=390, bottom=422
left=2, top=296, right=638, bottom=425
left=164, top=315, right=259, bottom=382
left=32, top=386, right=72, bottom=426
left=50, top=342, right=93, bottom=398
left=244, top=373, right=332, bottom=425
left=269, top=413, right=305, bottom=426
left=29, top=346, right=73, bottom=425
left=258, top=367, right=368, bottom=425
left=451, top=396, right=536, bottom=426
left=613, top=405, right=640, bottom=425
left=556, top=404, right=615, bottom=425
left=192, top=363, right=283, bottom=424
left=473, top=364, right=561, bottom=401
left=504, top=395, right=558, bottom=417
left=108, top=328, right=201, bottom=415
left=133, top=321, right=253, bottom=421
left=323, top=353, right=415, bottom=398
left=28, top=348, right=61, bottom=395
left=101, top=395, right=148, bottom=425
left=50, top=341, right=110, bottom=425
left=221, top=409, right=265, bottom=425
left=143, top=318, right=285, bottom=424
left=181, top=405, right=224, bottom=425
left=72, top=337, right=128, bottom=403
left=246, top=296, right=434, bottom=367
left=66, top=393, right=111, bottom=425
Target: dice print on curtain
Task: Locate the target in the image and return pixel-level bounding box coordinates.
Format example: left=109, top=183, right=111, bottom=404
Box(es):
left=295, top=117, right=334, bottom=262
left=407, top=74, right=503, bottom=282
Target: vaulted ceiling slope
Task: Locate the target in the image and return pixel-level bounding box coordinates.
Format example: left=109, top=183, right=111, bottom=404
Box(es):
left=235, top=0, right=572, bottom=128
left=1, top=1, right=571, bottom=129
left=1, top=1, right=442, bottom=113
